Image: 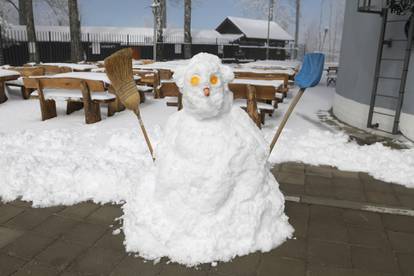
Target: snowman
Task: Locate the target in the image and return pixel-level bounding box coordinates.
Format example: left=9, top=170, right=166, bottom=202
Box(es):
left=122, top=53, right=293, bottom=266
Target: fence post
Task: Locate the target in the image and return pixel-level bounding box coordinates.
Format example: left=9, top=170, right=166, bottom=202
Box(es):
left=48, top=31, right=52, bottom=62
left=127, top=34, right=129, bottom=46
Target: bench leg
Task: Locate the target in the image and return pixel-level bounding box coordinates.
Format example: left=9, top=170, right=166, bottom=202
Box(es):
left=66, top=101, right=84, bottom=114
left=0, top=82, right=8, bottom=104
left=139, top=90, right=146, bottom=103
left=82, top=100, right=101, bottom=124
left=108, top=102, right=115, bottom=117
left=22, top=88, right=35, bottom=99
left=39, top=99, right=57, bottom=121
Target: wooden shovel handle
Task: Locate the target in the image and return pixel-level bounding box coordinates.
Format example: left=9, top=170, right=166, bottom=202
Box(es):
left=269, top=88, right=305, bottom=154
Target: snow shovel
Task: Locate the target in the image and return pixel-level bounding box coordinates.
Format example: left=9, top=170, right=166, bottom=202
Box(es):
left=104, top=48, right=155, bottom=161
left=269, top=53, right=325, bottom=154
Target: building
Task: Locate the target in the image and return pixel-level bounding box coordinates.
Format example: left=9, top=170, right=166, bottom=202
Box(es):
left=215, top=16, right=294, bottom=60
left=334, top=0, right=414, bottom=141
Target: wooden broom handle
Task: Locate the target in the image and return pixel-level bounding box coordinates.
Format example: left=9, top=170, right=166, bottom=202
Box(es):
left=133, top=108, right=155, bottom=161
left=269, top=88, right=305, bottom=154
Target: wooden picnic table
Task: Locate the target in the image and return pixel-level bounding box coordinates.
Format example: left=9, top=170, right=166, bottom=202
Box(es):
left=0, top=69, right=21, bottom=103
left=41, top=63, right=98, bottom=72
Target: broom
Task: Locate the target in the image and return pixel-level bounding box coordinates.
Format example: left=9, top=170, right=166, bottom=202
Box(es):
left=104, top=48, right=155, bottom=161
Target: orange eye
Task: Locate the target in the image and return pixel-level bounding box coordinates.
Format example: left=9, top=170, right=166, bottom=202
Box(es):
left=210, top=75, right=218, bottom=85
left=190, top=75, right=200, bottom=86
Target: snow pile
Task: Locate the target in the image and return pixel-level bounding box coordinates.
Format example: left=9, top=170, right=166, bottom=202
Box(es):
left=122, top=53, right=293, bottom=266
left=0, top=128, right=155, bottom=206
left=269, top=129, right=414, bottom=186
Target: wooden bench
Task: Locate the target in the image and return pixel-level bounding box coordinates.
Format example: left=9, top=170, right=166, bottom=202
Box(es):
left=23, top=77, right=117, bottom=124
left=229, top=83, right=276, bottom=127
left=234, top=71, right=289, bottom=99
left=38, top=65, right=73, bottom=75
left=158, top=80, right=182, bottom=110
left=6, top=67, right=45, bottom=99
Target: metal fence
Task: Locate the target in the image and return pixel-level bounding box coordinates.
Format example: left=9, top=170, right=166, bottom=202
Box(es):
left=1, top=29, right=297, bottom=65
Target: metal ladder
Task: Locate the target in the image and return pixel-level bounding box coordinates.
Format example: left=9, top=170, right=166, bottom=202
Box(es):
left=365, top=7, right=414, bottom=134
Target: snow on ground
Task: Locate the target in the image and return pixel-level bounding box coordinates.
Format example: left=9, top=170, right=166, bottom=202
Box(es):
left=0, top=70, right=413, bottom=209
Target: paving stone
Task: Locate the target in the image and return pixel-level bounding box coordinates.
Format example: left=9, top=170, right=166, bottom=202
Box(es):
left=0, top=253, right=26, bottom=276
left=58, top=202, right=100, bottom=219
left=347, top=227, right=390, bottom=249
left=69, top=247, right=125, bottom=275
left=343, top=210, right=383, bottom=230
left=308, top=239, right=351, bottom=268
left=285, top=202, right=309, bottom=238
left=94, top=229, right=125, bottom=252
left=212, top=252, right=260, bottom=276
left=396, top=194, right=414, bottom=209
left=32, top=215, right=78, bottom=239
left=332, top=170, right=360, bottom=179
left=266, top=238, right=306, bottom=260
left=2, top=231, right=55, bottom=260
left=351, top=246, right=399, bottom=274
left=352, top=270, right=397, bottom=276
left=333, top=177, right=363, bottom=190
left=387, top=231, right=414, bottom=253
left=5, top=209, right=53, bottom=231
left=258, top=256, right=305, bottom=276
left=305, top=175, right=335, bottom=197
left=0, top=226, right=24, bottom=249
left=306, top=165, right=333, bottom=178
left=280, top=183, right=305, bottom=195
left=159, top=263, right=208, bottom=276
left=110, top=255, right=162, bottom=276
left=308, top=221, right=348, bottom=243
left=397, top=253, right=414, bottom=276
left=62, top=222, right=107, bottom=246
left=361, top=176, right=394, bottom=193
left=280, top=162, right=305, bottom=174
left=310, top=205, right=344, bottom=225
left=86, top=205, right=123, bottom=225
left=335, top=188, right=366, bottom=202
left=0, top=205, right=25, bottom=224
left=276, top=172, right=305, bottom=186
left=382, top=214, right=414, bottom=233
left=365, top=191, right=401, bottom=206
left=306, top=265, right=353, bottom=276
left=12, top=260, right=60, bottom=276
left=35, top=239, right=88, bottom=271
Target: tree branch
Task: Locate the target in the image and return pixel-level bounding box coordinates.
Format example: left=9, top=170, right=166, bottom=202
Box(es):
left=4, top=0, right=19, bottom=11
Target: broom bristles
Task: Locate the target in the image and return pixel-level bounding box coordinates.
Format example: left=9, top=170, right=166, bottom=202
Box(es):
left=104, top=48, right=140, bottom=111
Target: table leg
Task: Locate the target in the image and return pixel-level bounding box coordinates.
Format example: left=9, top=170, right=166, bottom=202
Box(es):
left=0, top=81, right=8, bottom=104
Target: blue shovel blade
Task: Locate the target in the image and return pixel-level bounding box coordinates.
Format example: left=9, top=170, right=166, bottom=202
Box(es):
left=294, top=53, right=325, bottom=89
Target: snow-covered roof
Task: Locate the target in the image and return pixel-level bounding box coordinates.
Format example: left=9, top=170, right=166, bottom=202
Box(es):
left=221, top=16, right=293, bottom=41
left=5, top=25, right=239, bottom=45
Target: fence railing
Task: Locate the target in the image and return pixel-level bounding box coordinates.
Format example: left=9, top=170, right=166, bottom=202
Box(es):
left=1, top=29, right=299, bottom=65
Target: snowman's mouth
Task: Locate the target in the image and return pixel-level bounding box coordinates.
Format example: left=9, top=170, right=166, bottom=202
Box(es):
left=203, top=87, right=210, bottom=97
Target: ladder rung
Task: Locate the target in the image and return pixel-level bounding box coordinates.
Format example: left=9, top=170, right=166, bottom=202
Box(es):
left=376, top=94, right=399, bottom=99
left=381, top=58, right=404, bottom=61
left=373, top=111, right=395, bottom=117
left=390, top=39, right=408, bottom=42
left=378, top=76, right=401, bottom=80
left=387, top=19, right=407, bottom=23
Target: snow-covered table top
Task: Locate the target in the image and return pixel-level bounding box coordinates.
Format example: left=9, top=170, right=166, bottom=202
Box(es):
left=240, top=60, right=301, bottom=70
left=133, top=60, right=188, bottom=71
left=30, top=72, right=140, bottom=84
left=0, top=69, right=21, bottom=78
left=233, top=68, right=296, bottom=76
left=41, top=63, right=98, bottom=71
left=231, top=78, right=284, bottom=88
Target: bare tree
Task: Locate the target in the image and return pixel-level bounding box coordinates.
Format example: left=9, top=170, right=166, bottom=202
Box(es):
left=43, top=0, right=69, bottom=26
left=294, top=0, right=300, bottom=59
left=160, top=0, right=167, bottom=28
left=183, top=0, right=191, bottom=59
left=26, top=0, right=39, bottom=63
left=68, top=0, right=82, bottom=62
left=18, top=0, right=26, bottom=25
left=153, top=0, right=164, bottom=60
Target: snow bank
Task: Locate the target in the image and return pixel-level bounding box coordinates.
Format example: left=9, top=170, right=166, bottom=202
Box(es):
left=269, top=129, right=414, bottom=187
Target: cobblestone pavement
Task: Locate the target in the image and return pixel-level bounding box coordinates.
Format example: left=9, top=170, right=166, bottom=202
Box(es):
left=0, top=163, right=414, bottom=276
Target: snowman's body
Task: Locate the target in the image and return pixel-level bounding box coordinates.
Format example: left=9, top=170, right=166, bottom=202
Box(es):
left=122, top=53, right=293, bottom=266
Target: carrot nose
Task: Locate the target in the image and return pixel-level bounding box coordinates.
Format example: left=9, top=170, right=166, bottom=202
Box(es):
left=203, top=87, right=210, bottom=97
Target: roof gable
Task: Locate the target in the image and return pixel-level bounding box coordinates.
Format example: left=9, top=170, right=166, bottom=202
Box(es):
left=223, top=16, right=293, bottom=41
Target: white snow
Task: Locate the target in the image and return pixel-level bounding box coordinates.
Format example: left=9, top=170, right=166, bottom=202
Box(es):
left=231, top=78, right=284, bottom=88
left=0, top=69, right=20, bottom=78
left=1, top=55, right=414, bottom=265
left=122, top=53, right=293, bottom=266
left=42, top=63, right=98, bottom=71
left=224, top=16, right=293, bottom=41
left=240, top=60, right=301, bottom=70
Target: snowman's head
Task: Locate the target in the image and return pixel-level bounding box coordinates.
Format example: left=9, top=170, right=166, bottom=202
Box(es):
left=173, top=53, right=234, bottom=120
